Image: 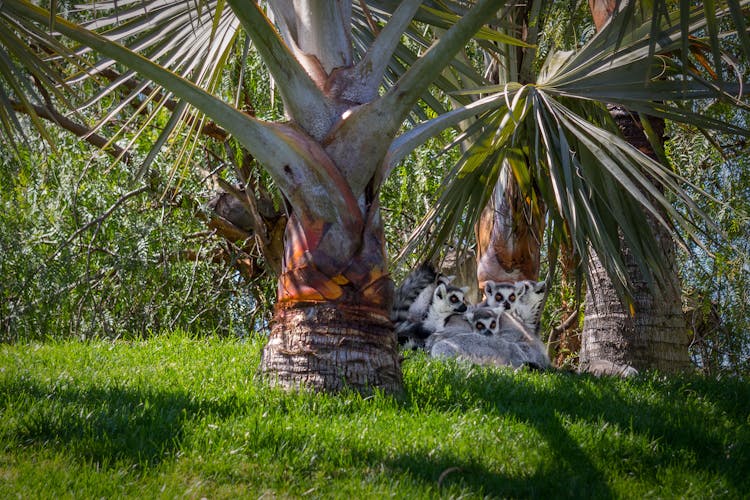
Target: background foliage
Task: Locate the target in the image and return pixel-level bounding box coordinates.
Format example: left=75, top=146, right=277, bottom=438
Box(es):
left=666, top=115, right=750, bottom=376
left=0, top=127, right=272, bottom=341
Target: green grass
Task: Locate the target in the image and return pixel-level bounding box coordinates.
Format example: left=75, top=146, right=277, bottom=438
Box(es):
left=1, top=333, right=748, bottom=499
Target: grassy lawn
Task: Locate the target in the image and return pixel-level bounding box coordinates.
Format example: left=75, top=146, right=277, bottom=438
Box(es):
left=1, top=333, right=748, bottom=499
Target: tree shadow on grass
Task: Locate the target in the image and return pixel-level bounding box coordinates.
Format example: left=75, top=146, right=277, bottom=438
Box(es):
left=3, top=360, right=748, bottom=497
left=1, top=377, right=201, bottom=467
left=382, top=410, right=613, bottom=499
left=396, top=365, right=750, bottom=497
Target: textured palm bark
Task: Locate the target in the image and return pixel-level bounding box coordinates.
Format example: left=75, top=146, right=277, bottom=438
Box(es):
left=261, top=304, right=402, bottom=393
left=580, top=1, right=692, bottom=373
left=582, top=215, right=692, bottom=372
left=259, top=202, right=402, bottom=393
left=476, top=169, right=545, bottom=287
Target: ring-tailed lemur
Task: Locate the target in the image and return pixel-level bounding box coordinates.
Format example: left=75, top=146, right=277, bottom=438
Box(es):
left=396, top=282, right=468, bottom=349
left=493, top=280, right=549, bottom=369
left=481, top=280, right=525, bottom=310
left=466, top=306, right=500, bottom=336
left=426, top=305, right=494, bottom=351
left=429, top=307, right=529, bottom=367
left=496, top=311, right=550, bottom=370
left=483, top=279, right=547, bottom=335
left=513, top=280, right=547, bottom=334
left=391, top=262, right=453, bottom=327
left=428, top=305, right=550, bottom=370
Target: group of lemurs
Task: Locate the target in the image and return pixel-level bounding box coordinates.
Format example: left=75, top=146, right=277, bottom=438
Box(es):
left=390, top=262, right=551, bottom=370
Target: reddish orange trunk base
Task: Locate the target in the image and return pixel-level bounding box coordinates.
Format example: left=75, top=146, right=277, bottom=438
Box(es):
left=259, top=302, right=402, bottom=393
left=277, top=266, right=391, bottom=311
left=475, top=176, right=545, bottom=288
left=262, top=203, right=401, bottom=393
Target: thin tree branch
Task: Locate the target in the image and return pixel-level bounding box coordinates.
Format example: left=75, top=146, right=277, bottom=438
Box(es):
left=10, top=100, right=132, bottom=162
left=358, top=0, right=380, bottom=35
left=343, top=0, right=423, bottom=103
left=51, top=186, right=149, bottom=260
left=207, top=170, right=270, bottom=247
left=546, top=306, right=581, bottom=360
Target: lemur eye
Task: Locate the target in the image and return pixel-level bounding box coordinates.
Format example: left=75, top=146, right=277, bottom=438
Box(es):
left=495, top=293, right=503, bottom=301
left=476, top=322, right=485, bottom=330
left=509, top=294, right=516, bottom=302
left=490, top=321, right=496, bottom=329
left=450, top=295, right=459, bottom=303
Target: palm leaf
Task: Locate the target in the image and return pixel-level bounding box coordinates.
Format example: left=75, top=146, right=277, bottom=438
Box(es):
left=0, top=8, right=88, bottom=149
left=8, top=0, right=526, bottom=188
left=403, top=1, right=749, bottom=295
left=65, top=0, right=241, bottom=177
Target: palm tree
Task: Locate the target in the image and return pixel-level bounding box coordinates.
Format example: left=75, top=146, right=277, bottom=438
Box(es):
left=460, top=1, right=714, bottom=372
left=2, top=1, right=748, bottom=391
left=579, top=0, right=692, bottom=373
left=410, top=0, right=749, bottom=371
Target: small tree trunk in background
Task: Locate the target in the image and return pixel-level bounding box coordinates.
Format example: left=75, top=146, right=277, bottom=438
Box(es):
left=476, top=168, right=545, bottom=286
left=582, top=218, right=692, bottom=372
left=580, top=1, right=691, bottom=374
left=475, top=2, right=544, bottom=288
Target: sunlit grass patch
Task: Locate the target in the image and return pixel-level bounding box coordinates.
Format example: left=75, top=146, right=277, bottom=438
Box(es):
left=1, top=333, right=748, bottom=498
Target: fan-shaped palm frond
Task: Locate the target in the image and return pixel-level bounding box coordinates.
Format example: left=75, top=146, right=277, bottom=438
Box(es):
left=0, top=7, right=87, bottom=150
left=400, top=1, right=750, bottom=296
left=3, top=0, right=527, bottom=183
left=66, top=0, right=242, bottom=175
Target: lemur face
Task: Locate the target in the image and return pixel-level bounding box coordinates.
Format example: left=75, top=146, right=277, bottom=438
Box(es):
left=483, top=281, right=525, bottom=311
left=433, top=283, right=468, bottom=315
left=472, top=316, right=498, bottom=336
left=466, top=307, right=501, bottom=336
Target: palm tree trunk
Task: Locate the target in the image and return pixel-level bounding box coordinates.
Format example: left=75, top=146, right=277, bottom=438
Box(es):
left=580, top=1, right=692, bottom=373
left=476, top=166, right=545, bottom=286
left=582, top=215, right=692, bottom=372
left=475, top=4, right=544, bottom=288
left=262, top=304, right=401, bottom=392
left=259, top=206, right=403, bottom=393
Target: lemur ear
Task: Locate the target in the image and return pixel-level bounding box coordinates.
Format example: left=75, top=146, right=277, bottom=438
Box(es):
left=535, top=281, right=547, bottom=294
left=460, top=286, right=469, bottom=294
left=437, top=274, right=455, bottom=285
left=435, top=283, right=446, bottom=299
left=515, top=282, right=527, bottom=296
left=484, top=280, right=495, bottom=294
